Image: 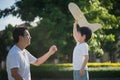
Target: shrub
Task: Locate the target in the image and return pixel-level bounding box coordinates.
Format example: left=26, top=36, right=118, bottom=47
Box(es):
left=31, top=63, right=120, bottom=78
left=1, top=63, right=120, bottom=79
left=88, top=62, right=120, bottom=67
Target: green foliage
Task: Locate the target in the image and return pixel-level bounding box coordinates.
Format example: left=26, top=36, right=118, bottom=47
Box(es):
left=0, top=0, right=120, bottom=62
left=30, top=64, right=120, bottom=78
left=0, top=24, right=14, bottom=62
left=97, top=0, right=120, bottom=62
left=1, top=63, right=120, bottom=79
left=0, top=69, right=7, bottom=80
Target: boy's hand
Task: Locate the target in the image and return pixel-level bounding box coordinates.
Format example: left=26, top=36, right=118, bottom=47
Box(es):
left=80, top=69, right=84, bottom=77
left=73, top=20, right=78, bottom=27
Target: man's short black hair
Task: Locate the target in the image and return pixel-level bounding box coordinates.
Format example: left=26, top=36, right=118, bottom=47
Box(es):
left=77, top=26, right=92, bottom=42
left=13, top=24, right=28, bottom=43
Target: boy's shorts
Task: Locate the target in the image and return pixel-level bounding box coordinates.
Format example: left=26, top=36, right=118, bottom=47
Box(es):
left=73, top=70, right=89, bottom=80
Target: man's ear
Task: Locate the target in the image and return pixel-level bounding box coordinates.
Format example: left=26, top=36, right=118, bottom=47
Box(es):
left=19, top=36, right=23, bottom=41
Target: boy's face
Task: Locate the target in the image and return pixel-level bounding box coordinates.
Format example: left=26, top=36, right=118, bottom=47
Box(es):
left=77, top=31, right=86, bottom=43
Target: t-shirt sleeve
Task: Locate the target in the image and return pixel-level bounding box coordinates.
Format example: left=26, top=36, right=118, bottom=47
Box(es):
left=8, top=53, right=20, bottom=69
left=26, top=51, right=37, bottom=64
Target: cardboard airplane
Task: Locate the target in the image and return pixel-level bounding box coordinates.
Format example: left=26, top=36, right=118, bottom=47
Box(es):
left=68, top=2, right=102, bottom=32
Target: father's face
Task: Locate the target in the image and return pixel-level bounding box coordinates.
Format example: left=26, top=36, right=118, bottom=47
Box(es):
left=22, top=30, right=31, bottom=46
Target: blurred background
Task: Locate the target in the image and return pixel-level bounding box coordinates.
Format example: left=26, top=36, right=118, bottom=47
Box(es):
left=0, top=0, right=120, bottom=80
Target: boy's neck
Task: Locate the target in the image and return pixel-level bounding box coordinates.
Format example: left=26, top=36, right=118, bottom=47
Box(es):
left=78, top=40, right=85, bottom=44
left=80, top=41, right=85, bottom=44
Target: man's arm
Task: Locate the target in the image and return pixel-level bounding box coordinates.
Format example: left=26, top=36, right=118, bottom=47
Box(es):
left=32, top=45, right=57, bottom=66
left=11, top=68, right=24, bottom=80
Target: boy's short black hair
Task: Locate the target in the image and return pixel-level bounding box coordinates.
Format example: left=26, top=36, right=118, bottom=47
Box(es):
left=13, top=24, right=28, bottom=43
left=77, top=26, right=92, bottom=42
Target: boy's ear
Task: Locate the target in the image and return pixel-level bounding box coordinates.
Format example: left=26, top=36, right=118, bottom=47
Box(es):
left=83, top=35, right=86, bottom=40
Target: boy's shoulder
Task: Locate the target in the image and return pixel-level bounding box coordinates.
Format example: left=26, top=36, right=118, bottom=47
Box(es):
left=77, top=42, right=88, bottom=48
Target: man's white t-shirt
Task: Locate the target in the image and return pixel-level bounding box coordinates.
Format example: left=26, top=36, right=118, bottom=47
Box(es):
left=6, top=45, right=37, bottom=80
left=73, top=42, right=88, bottom=70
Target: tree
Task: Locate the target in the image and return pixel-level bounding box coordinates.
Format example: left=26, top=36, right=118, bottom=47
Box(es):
left=0, top=24, right=14, bottom=63
left=0, top=0, right=120, bottom=62
left=98, top=0, right=120, bottom=62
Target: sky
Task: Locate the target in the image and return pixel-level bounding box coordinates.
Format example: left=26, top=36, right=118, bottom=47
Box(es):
left=0, top=0, right=24, bottom=31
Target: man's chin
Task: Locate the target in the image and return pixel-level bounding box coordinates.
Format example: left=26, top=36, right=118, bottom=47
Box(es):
left=26, top=43, right=31, bottom=46
left=28, top=43, right=31, bottom=45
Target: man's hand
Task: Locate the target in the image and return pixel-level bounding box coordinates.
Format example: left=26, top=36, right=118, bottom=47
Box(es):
left=48, top=45, right=57, bottom=55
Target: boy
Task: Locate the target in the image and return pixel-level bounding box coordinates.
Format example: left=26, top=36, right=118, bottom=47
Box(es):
left=73, top=20, right=92, bottom=80
left=6, top=24, right=57, bottom=80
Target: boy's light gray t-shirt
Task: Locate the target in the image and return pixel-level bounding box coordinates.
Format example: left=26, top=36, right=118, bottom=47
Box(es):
left=73, top=42, right=88, bottom=70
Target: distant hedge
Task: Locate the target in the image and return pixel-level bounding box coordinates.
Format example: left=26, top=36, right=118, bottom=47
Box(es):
left=1, top=63, right=120, bottom=80
left=88, top=62, right=120, bottom=67
left=31, top=63, right=120, bottom=79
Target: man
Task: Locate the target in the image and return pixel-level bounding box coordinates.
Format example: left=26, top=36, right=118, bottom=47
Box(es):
left=6, top=24, right=57, bottom=80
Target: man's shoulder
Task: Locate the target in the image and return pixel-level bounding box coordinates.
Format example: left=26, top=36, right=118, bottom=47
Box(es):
left=8, top=45, right=20, bottom=55
left=9, top=45, right=17, bottom=51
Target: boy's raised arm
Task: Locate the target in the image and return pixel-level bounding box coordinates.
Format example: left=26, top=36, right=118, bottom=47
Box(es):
left=73, top=20, right=79, bottom=43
